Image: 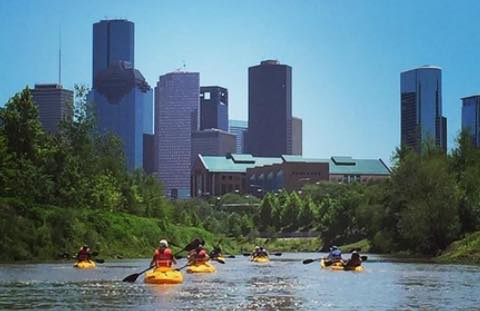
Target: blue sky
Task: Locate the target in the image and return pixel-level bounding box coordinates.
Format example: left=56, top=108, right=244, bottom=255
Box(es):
left=1, top=0, right=480, bottom=164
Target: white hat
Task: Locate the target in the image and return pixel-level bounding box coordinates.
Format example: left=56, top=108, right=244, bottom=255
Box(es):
left=159, top=239, right=168, bottom=247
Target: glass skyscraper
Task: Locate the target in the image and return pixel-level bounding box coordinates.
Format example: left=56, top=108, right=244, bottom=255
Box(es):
left=92, top=61, right=152, bottom=171
left=461, top=95, right=480, bottom=147
left=400, top=66, right=447, bottom=152
left=229, top=119, right=248, bottom=154
left=154, top=71, right=200, bottom=199
left=92, top=19, right=134, bottom=85
left=247, top=60, right=293, bottom=157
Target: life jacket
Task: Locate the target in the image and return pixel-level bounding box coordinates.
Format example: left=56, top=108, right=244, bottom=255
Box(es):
left=78, top=248, right=90, bottom=261
left=194, top=249, right=208, bottom=264
left=328, top=249, right=343, bottom=262
left=347, top=253, right=362, bottom=267
left=154, top=248, right=173, bottom=267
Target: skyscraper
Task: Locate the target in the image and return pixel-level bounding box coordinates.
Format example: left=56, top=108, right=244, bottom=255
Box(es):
left=229, top=119, right=248, bottom=153
left=247, top=60, right=292, bottom=157
left=154, top=71, right=200, bottom=199
left=92, top=61, right=152, bottom=171
left=401, top=66, right=447, bottom=152
left=200, top=86, right=228, bottom=131
left=292, top=116, right=302, bottom=155
left=462, top=95, right=480, bottom=147
left=31, top=84, right=73, bottom=133
left=92, top=19, right=134, bottom=85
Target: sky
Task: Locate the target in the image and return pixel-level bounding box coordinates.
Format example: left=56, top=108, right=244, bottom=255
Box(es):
left=1, top=0, right=480, bottom=164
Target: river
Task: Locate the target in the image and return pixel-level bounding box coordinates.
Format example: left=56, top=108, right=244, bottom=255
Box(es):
left=1, top=253, right=479, bottom=310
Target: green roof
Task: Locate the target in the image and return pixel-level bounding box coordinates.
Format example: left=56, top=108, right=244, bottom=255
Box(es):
left=198, top=154, right=390, bottom=175
left=199, top=154, right=282, bottom=173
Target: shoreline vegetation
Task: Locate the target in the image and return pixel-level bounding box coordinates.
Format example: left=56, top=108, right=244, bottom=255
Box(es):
left=1, top=87, right=480, bottom=265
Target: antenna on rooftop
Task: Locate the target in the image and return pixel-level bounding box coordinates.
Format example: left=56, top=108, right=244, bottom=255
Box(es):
left=58, top=24, right=62, bottom=85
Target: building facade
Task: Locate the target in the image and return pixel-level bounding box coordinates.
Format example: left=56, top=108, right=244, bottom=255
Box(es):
left=155, top=71, right=200, bottom=199
left=292, top=116, right=302, bottom=155
left=247, top=60, right=292, bottom=157
left=229, top=119, right=248, bottom=154
left=31, top=84, right=73, bottom=133
left=200, top=86, right=228, bottom=131
left=191, top=129, right=236, bottom=162
left=462, top=95, right=480, bottom=147
left=92, top=19, right=134, bottom=85
left=401, top=66, right=447, bottom=152
left=92, top=61, right=151, bottom=171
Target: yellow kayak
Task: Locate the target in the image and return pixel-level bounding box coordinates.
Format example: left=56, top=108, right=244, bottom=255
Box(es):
left=186, top=261, right=216, bottom=273
left=74, top=260, right=96, bottom=269
left=215, top=256, right=225, bottom=262
left=320, top=259, right=364, bottom=272
left=144, top=267, right=183, bottom=284
left=252, top=256, right=270, bottom=263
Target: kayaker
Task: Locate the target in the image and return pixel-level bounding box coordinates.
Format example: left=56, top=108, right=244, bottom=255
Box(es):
left=326, top=246, right=343, bottom=263
left=188, top=244, right=209, bottom=265
left=150, top=239, right=176, bottom=268
left=209, top=246, right=222, bottom=259
left=77, top=245, right=91, bottom=262
left=259, top=246, right=269, bottom=257
left=251, top=246, right=261, bottom=258
left=344, top=250, right=362, bottom=268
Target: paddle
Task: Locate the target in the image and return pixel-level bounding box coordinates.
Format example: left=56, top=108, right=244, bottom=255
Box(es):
left=302, top=258, right=321, bottom=264
left=212, top=257, right=225, bottom=264
left=122, top=240, right=200, bottom=283
left=272, top=252, right=282, bottom=256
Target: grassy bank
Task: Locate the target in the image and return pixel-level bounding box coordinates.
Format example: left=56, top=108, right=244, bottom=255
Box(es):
left=436, top=231, right=480, bottom=265
left=0, top=198, right=236, bottom=262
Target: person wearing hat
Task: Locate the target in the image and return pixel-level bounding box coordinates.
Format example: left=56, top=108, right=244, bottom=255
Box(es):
left=345, top=250, right=362, bottom=268
left=326, top=245, right=343, bottom=263
left=150, top=239, right=176, bottom=268
left=77, top=245, right=92, bottom=262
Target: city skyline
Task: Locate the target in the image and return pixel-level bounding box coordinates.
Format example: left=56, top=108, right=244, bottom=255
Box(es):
left=2, top=0, right=480, bottom=165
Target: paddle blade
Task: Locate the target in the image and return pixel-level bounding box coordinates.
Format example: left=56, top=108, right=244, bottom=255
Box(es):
left=95, top=258, right=105, bottom=264
left=302, top=259, right=315, bottom=264
left=122, top=273, right=140, bottom=283
left=227, top=255, right=236, bottom=259
left=361, top=255, right=368, bottom=261
left=215, top=258, right=225, bottom=264
left=273, top=252, right=282, bottom=256
left=242, top=253, right=251, bottom=256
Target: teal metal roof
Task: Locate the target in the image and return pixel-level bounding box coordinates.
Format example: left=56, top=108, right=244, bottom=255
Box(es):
left=199, top=154, right=282, bottom=173
left=199, top=154, right=390, bottom=175
left=329, top=158, right=390, bottom=175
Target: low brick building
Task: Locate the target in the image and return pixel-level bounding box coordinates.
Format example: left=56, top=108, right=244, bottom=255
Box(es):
left=191, top=154, right=390, bottom=197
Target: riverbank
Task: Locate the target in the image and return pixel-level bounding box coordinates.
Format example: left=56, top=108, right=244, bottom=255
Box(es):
left=436, top=231, right=480, bottom=265
left=0, top=198, right=237, bottom=262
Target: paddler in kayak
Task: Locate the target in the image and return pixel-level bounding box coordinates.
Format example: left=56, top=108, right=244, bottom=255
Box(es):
left=188, top=243, right=210, bottom=265
left=209, top=246, right=222, bottom=259
left=325, top=246, right=344, bottom=264
left=150, top=239, right=176, bottom=268
left=77, top=245, right=92, bottom=262
left=251, top=246, right=269, bottom=259
left=344, top=250, right=362, bottom=269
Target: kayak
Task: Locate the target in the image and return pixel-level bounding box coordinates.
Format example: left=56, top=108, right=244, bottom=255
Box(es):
left=252, top=256, right=270, bottom=263
left=320, top=259, right=364, bottom=272
left=215, top=256, right=225, bottom=262
left=144, top=267, right=183, bottom=284
left=186, top=261, right=216, bottom=273
left=74, top=260, right=96, bottom=269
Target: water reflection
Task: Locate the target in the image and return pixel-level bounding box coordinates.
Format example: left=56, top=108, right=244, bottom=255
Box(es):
left=0, top=255, right=479, bottom=310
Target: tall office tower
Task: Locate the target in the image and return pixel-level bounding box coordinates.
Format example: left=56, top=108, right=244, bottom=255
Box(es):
left=31, top=84, right=73, bottom=133
left=229, top=119, right=248, bottom=153
left=462, top=95, right=480, bottom=147
left=92, top=19, right=134, bottom=85
left=247, top=60, right=292, bottom=157
left=401, top=66, right=447, bottom=153
left=292, top=116, right=303, bottom=155
left=155, top=71, right=200, bottom=199
left=92, top=61, right=152, bottom=171
left=191, top=129, right=236, bottom=161
left=200, top=86, right=228, bottom=131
